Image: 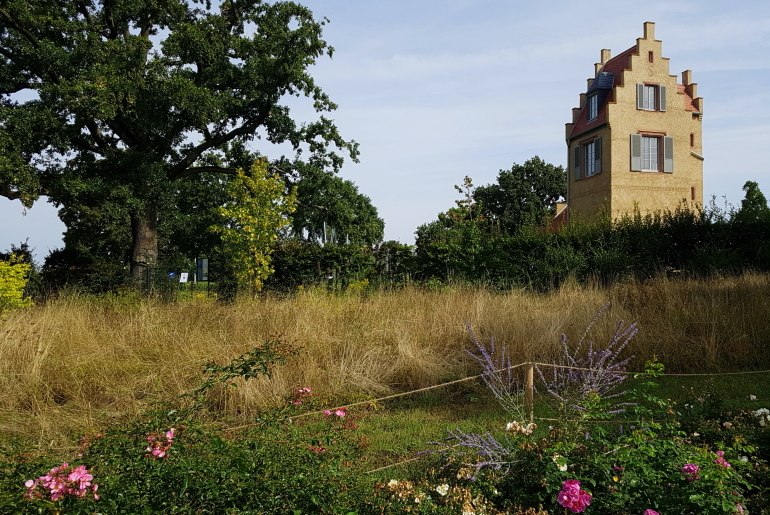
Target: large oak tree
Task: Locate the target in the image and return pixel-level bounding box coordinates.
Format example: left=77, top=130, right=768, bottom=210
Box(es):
left=0, top=0, right=357, bottom=285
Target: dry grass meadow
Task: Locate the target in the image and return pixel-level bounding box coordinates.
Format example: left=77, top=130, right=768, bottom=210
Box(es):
left=3, top=272, right=770, bottom=445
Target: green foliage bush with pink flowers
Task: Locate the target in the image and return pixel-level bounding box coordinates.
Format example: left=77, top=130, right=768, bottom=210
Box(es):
left=0, top=342, right=374, bottom=514
left=412, top=314, right=767, bottom=515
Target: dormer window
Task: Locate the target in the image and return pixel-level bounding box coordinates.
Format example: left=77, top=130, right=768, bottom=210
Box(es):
left=587, top=93, right=598, bottom=121
left=636, top=83, right=667, bottom=112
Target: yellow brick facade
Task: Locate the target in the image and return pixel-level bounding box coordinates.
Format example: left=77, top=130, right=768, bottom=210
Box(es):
left=565, top=22, right=703, bottom=222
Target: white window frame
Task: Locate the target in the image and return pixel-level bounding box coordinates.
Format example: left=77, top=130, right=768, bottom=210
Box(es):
left=587, top=93, right=598, bottom=121
left=641, top=136, right=659, bottom=171
left=585, top=140, right=597, bottom=176
left=636, top=83, right=667, bottom=112
left=642, top=85, right=656, bottom=111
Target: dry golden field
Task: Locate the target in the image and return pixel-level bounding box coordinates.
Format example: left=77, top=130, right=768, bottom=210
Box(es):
left=2, top=272, right=770, bottom=445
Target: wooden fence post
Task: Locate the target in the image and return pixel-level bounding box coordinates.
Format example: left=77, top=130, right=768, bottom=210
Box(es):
left=525, top=362, right=534, bottom=423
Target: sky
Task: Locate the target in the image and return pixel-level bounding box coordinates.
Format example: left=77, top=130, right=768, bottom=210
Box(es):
left=2, top=0, right=770, bottom=262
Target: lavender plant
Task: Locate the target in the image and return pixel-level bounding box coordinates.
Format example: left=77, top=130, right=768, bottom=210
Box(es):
left=465, top=323, right=526, bottom=422
left=442, top=429, right=513, bottom=474
left=536, top=303, right=637, bottom=420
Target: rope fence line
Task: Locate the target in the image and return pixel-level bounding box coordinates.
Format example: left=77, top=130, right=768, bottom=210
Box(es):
left=223, top=362, right=770, bottom=434
left=363, top=444, right=464, bottom=475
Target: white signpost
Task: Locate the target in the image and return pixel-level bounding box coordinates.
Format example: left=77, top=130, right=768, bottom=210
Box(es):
left=179, top=272, right=189, bottom=283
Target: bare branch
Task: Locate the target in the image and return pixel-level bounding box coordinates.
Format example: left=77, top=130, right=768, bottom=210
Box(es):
left=170, top=165, right=238, bottom=180
left=167, top=115, right=268, bottom=181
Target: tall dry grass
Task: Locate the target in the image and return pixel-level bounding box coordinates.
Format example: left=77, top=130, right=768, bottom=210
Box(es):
left=2, top=272, right=770, bottom=444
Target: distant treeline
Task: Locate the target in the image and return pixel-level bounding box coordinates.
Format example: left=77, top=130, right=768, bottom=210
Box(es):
left=264, top=202, right=770, bottom=292
left=13, top=200, right=770, bottom=297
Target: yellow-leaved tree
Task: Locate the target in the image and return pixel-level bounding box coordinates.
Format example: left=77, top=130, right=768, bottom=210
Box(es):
left=213, top=159, right=297, bottom=293
left=0, top=255, right=33, bottom=312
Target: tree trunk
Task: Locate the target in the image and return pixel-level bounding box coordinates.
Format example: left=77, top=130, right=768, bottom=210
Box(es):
left=130, top=204, right=159, bottom=289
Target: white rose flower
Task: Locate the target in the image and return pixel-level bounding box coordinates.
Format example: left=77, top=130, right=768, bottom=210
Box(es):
left=435, top=484, right=449, bottom=496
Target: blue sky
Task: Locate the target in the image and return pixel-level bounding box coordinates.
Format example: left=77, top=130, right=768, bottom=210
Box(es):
left=2, top=0, right=770, bottom=261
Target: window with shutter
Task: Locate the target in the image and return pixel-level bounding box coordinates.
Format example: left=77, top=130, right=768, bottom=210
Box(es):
left=636, top=83, right=666, bottom=112
left=585, top=138, right=602, bottom=177
left=630, top=134, right=674, bottom=173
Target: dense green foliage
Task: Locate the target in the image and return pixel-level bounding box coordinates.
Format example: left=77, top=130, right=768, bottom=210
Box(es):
left=0, top=0, right=358, bottom=286
left=412, top=185, right=770, bottom=290
left=473, top=156, right=567, bottom=232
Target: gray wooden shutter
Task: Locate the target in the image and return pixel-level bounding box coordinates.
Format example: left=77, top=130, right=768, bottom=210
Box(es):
left=630, top=134, right=642, bottom=171
left=573, top=146, right=581, bottom=180
left=594, top=137, right=602, bottom=174
left=659, top=85, right=667, bottom=112
left=663, top=136, right=674, bottom=173
left=636, top=83, right=644, bottom=110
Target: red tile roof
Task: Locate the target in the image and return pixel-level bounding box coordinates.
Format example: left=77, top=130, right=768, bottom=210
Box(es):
left=568, top=45, right=636, bottom=140
left=677, top=84, right=699, bottom=112
left=602, top=45, right=636, bottom=86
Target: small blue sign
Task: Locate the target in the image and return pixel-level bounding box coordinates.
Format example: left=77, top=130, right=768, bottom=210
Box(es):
left=168, top=272, right=176, bottom=279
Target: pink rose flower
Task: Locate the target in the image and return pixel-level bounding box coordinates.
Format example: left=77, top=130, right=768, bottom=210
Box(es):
left=557, top=479, right=592, bottom=513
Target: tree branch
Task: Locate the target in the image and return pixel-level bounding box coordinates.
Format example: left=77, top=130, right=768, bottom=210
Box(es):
left=0, top=46, right=25, bottom=68
left=82, top=119, right=110, bottom=150
left=167, top=116, right=268, bottom=181
left=74, top=0, right=93, bottom=24
left=170, top=165, right=238, bottom=180
left=0, top=184, right=50, bottom=201
left=0, top=8, right=41, bottom=50
left=140, top=17, right=153, bottom=39
left=0, top=81, right=31, bottom=95
left=105, top=10, right=118, bottom=39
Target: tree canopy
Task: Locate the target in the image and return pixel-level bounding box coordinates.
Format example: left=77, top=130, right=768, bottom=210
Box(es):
left=473, top=156, right=566, bottom=233
left=1, top=0, right=358, bottom=285
left=736, top=181, right=770, bottom=222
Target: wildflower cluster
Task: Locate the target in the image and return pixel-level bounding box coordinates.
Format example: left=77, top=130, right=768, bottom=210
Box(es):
left=557, top=479, right=591, bottom=513
left=755, top=408, right=770, bottom=427
left=551, top=453, right=568, bottom=472
left=681, top=463, right=700, bottom=481
left=714, top=450, right=731, bottom=469
left=323, top=407, right=346, bottom=418
left=24, top=463, right=99, bottom=502
left=505, top=421, right=536, bottom=435
left=146, top=428, right=176, bottom=459
left=291, top=386, right=314, bottom=405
